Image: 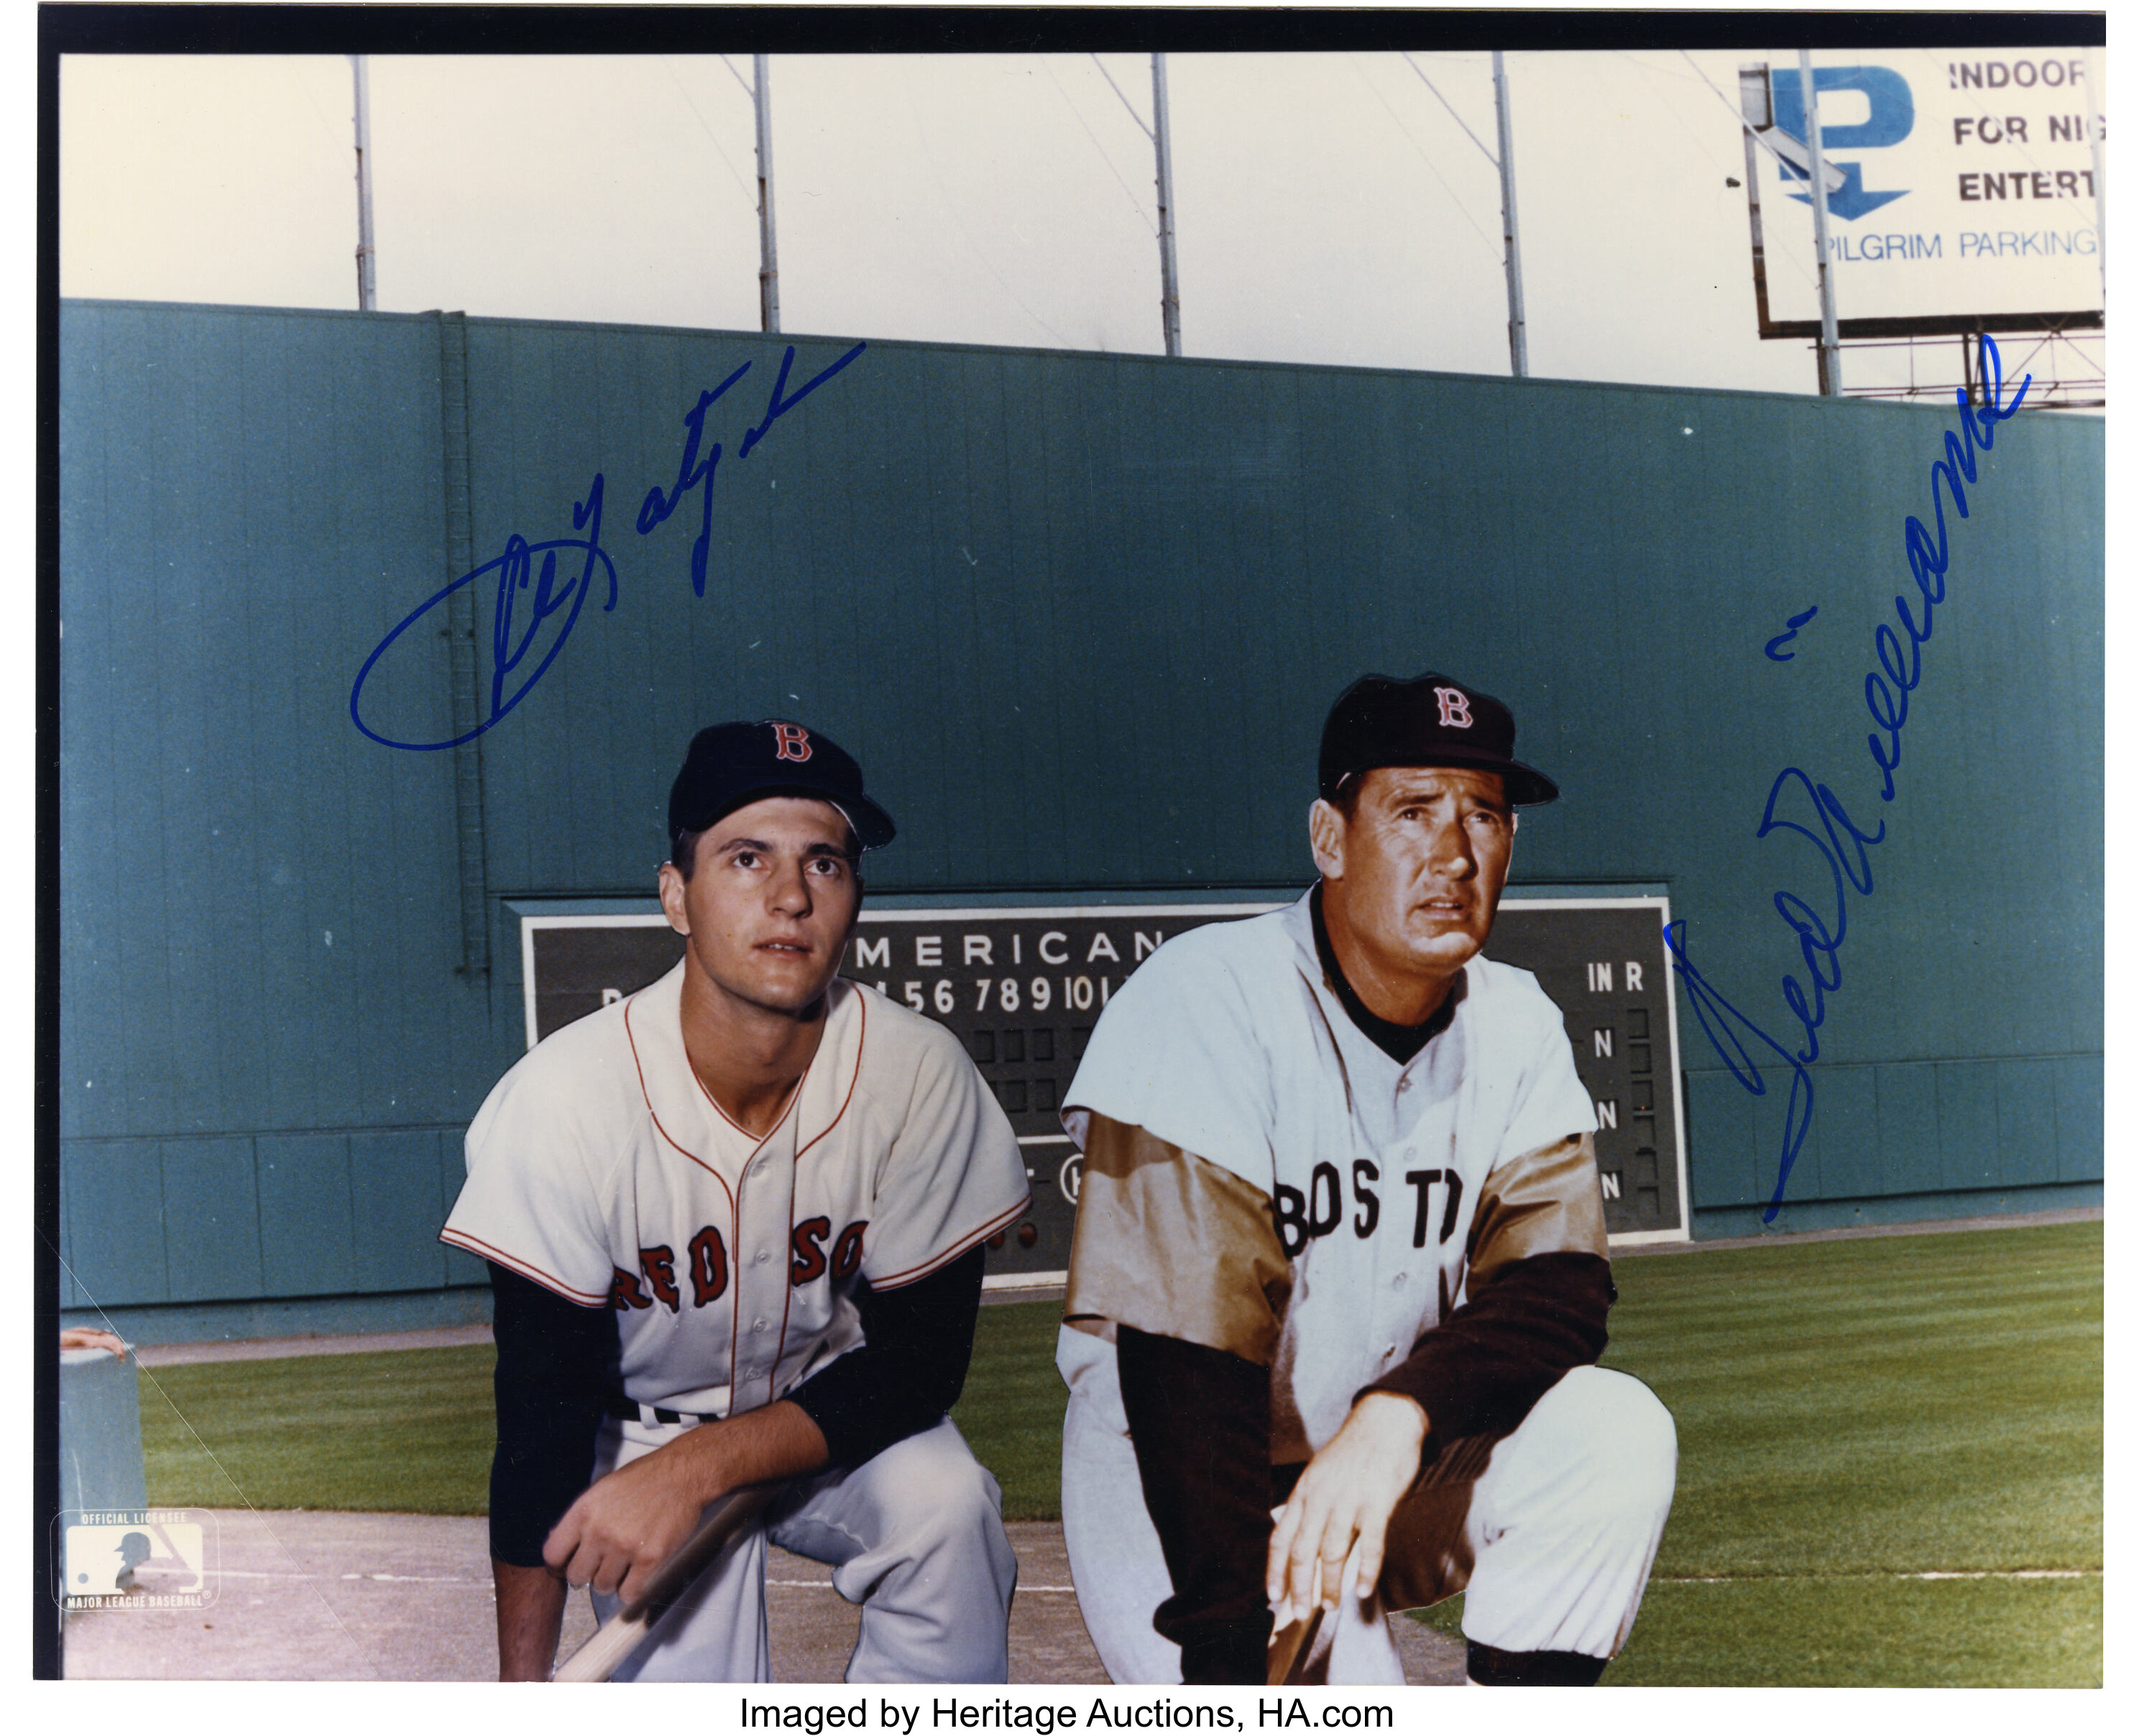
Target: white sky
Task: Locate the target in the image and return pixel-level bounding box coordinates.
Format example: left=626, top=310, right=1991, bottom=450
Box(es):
left=56, top=45, right=2099, bottom=399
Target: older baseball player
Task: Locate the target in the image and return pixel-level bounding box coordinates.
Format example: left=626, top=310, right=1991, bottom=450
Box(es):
left=1056, top=672, right=1677, bottom=1686
left=443, top=719, right=1029, bottom=1682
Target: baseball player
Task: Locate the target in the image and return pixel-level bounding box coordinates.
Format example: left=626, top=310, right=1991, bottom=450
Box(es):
left=443, top=719, right=1029, bottom=1682
left=1056, top=673, right=1676, bottom=1686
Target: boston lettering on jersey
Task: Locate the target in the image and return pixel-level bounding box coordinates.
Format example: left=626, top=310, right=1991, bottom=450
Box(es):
left=608, top=1218, right=870, bottom=1311
left=1265, top=1157, right=1470, bottom=1327
left=1270, top=1159, right=1464, bottom=1258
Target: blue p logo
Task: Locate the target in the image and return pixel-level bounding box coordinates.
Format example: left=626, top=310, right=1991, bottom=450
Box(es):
left=1772, top=65, right=1914, bottom=219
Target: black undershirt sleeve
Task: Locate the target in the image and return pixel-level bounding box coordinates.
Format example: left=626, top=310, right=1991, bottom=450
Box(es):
left=1116, top=1326, right=1275, bottom=1684
left=487, top=1262, right=615, bottom=1569
left=787, top=1245, right=985, bottom=1470
left=1362, top=1252, right=1614, bottom=1448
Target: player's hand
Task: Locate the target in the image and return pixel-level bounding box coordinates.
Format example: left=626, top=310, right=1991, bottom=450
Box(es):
left=543, top=1445, right=717, bottom=1609
left=1266, top=1392, right=1427, bottom=1623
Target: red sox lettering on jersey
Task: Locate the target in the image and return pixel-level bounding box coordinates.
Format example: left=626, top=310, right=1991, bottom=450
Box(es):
left=607, top=1218, right=865, bottom=1309
left=443, top=963, right=1026, bottom=1420
left=602, top=1221, right=866, bottom=1298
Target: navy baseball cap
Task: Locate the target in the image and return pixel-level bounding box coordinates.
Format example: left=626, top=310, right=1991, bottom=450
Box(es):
left=1319, top=673, right=1560, bottom=807
left=668, top=719, right=897, bottom=854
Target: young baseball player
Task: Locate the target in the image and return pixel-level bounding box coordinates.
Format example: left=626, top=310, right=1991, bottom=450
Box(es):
left=1056, top=673, right=1677, bottom=1686
left=443, top=719, right=1029, bottom=1682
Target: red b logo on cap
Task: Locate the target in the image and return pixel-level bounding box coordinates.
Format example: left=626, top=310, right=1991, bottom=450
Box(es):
left=771, top=722, right=813, bottom=763
left=1435, top=687, right=1474, bottom=729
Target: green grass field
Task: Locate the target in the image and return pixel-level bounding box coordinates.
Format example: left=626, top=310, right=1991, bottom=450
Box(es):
left=1410, top=1220, right=2103, bottom=1686
left=132, top=1296, right=1067, bottom=1520
left=137, top=1219, right=2100, bottom=1686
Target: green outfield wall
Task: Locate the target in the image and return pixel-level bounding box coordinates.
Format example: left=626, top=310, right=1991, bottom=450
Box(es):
left=56, top=299, right=2102, bottom=1332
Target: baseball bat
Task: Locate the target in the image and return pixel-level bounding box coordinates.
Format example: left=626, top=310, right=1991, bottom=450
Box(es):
left=1266, top=1607, right=1324, bottom=1686
left=1265, top=1542, right=1327, bottom=1685
left=1266, top=1540, right=1360, bottom=1685
left=551, top=1482, right=778, bottom=1683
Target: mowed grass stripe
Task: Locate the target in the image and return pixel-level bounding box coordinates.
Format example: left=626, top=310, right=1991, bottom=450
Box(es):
left=134, top=1297, right=1071, bottom=1522
left=1602, top=1222, right=2100, bottom=1581
left=137, top=1344, right=501, bottom=1517
left=1608, top=1575, right=2103, bottom=1687
left=1411, top=1571, right=2102, bottom=1688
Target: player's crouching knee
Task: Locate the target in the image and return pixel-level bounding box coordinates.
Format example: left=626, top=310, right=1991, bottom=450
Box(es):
left=1552, top=1366, right=1677, bottom=1521
left=1599, top=1373, right=1677, bottom=1522
left=873, top=1426, right=1007, bottom=1548
left=928, top=1448, right=1007, bottom=1539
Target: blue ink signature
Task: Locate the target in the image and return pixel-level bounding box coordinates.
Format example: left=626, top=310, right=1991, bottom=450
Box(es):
left=634, top=359, right=753, bottom=598
left=1763, top=606, right=1818, bottom=660
left=353, top=340, right=868, bottom=749
left=1669, top=334, right=2030, bottom=1222
left=350, top=477, right=616, bottom=751
left=636, top=341, right=868, bottom=597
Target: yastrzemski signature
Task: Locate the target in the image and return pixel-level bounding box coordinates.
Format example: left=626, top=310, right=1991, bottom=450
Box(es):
left=350, top=341, right=866, bottom=752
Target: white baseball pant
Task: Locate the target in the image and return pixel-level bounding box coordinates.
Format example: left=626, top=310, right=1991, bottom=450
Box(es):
left=1057, top=1328, right=1676, bottom=1684
left=586, top=1413, right=1017, bottom=1683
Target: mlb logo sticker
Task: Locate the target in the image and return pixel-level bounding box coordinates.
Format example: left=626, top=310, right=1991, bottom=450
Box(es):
left=60, top=1512, right=214, bottom=1609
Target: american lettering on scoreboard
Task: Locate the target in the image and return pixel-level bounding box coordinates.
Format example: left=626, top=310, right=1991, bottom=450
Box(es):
left=518, top=896, right=1692, bottom=1281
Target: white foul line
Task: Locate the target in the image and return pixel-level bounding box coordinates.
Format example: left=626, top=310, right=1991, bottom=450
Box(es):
left=1657, top=1570, right=2096, bottom=1584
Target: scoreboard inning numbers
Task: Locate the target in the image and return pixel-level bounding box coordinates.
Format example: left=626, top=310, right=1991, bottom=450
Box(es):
left=520, top=898, right=1691, bottom=1280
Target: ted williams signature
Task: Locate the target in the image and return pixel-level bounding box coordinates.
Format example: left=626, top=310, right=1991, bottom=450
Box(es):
left=350, top=341, right=866, bottom=752
left=1665, top=334, right=2030, bottom=1222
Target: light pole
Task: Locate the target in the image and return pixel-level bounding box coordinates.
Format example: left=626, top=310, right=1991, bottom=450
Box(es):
left=1152, top=52, right=1182, bottom=357
left=1799, top=50, right=1844, bottom=397
left=1492, top=52, right=1528, bottom=377
left=754, top=54, right=781, bottom=334
left=351, top=55, right=377, bottom=311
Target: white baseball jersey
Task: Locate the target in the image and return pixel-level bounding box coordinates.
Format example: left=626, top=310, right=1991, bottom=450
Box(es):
left=443, top=962, right=1029, bottom=1418
left=1061, top=891, right=1596, bottom=1459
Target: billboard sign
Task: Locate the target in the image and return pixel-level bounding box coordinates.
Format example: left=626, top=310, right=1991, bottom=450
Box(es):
left=520, top=896, right=1692, bottom=1283
left=1745, top=49, right=2103, bottom=335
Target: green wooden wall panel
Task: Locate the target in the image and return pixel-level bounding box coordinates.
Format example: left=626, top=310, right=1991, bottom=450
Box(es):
left=257, top=1134, right=357, bottom=1298
left=1933, top=1062, right=2002, bottom=1192
left=1803, top=1066, right=1880, bottom=1203
left=160, top=1138, right=264, bottom=1303
left=58, top=300, right=2101, bottom=1304
left=1681, top=1071, right=1756, bottom=1209
left=63, top=1142, right=170, bottom=1309
left=1873, top=1062, right=1944, bottom=1198
left=349, top=1130, right=451, bottom=1293
left=58, top=1160, right=81, bottom=1310
left=59, top=303, right=487, bottom=1150
left=1756, top=1051, right=1824, bottom=1207
left=2052, top=1055, right=2102, bottom=1182
left=1990, top=1059, right=2059, bottom=1190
